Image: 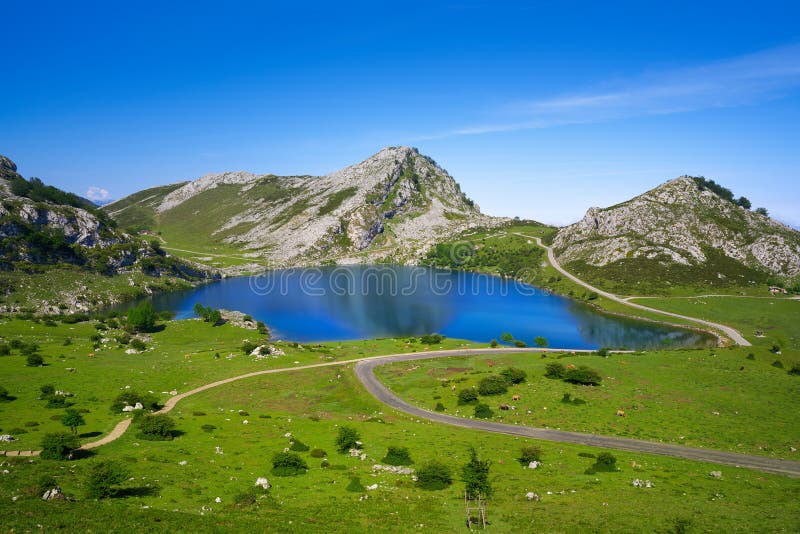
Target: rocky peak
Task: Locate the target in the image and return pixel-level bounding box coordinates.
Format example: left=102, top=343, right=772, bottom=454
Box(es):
left=0, top=155, right=17, bottom=173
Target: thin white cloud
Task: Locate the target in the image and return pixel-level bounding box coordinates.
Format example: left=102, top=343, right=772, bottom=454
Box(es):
left=423, top=43, right=800, bottom=139
left=86, top=186, right=111, bottom=202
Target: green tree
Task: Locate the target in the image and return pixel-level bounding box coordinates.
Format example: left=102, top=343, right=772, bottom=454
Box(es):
left=755, top=207, right=769, bottom=216
left=544, top=362, right=566, bottom=379
left=457, top=388, right=479, bottom=405
left=61, top=408, right=86, bottom=435
left=382, top=446, right=413, bottom=466
left=462, top=448, right=491, bottom=499
left=473, top=403, right=494, bottom=419
left=40, top=432, right=81, bottom=460
left=26, top=353, right=44, bottom=367
left=271, top=452, right=308, bottom=476
left=126, top=302, right=156, bottom=333
left=736, top=196, right=752, bottom=209
left=85, top=460, right=129, bottom=498
left=518, top=445, right=543, bottom=465
left=136, top=414, right=176, bottom=440
left=335, top=425, right=361, bottom=453
left=500, top=367, right=527, bottom=384
left=477, top=375, right=508, bottom=396
left=564, top=365, right=603, bottom=386
left=534, top=336, right=548, bottom=347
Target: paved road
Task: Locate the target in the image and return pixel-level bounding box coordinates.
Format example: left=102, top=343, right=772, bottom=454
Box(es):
left=516, top=234, right=752, bottom=346
left=354, top=351, right=800, bottom=478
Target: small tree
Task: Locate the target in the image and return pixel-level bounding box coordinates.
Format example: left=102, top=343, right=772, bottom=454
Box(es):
left=564, top=366, right=602, bottom=386
left=462, top=448, right=491, bottom=499
left=416, top=460, right=453, bottom=490
left=40, top=432, right=81, bottom=460
left=241, top=341, right=258, bottom=354
left=126, top=302, right=156, bottom=333
left=85, top=460, right=129, bottom=498
left=477, top=375, right=508, bottom=396
left=457, top=388, right=479, bottom=405
left=61, top=408, right=86, bottom=435
left=271, top=452, right=308, bottom=476
left=0, top=385, right=12, bottom=401
left=382, top=446, right=413, bottom=466
left=755, top=207, right=769, bottom=216
left=500, top=333, right=514, bottom=343
left=534, top=336, right=548, bottom=348
left=500, top=367, right=527, bottom=384
left=136, top=414, right=176, bottom=441
left=335, top=425, right=361, bottom=453
left=489, top=339, right=498, bottom=348
left=518, top=445, right=543, bottom=465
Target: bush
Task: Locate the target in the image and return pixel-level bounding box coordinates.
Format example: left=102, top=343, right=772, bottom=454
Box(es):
left=534, top=336, right=548, bottom=348
left=382, top=446, right=413, bottom=466
left=434, top=402, right=446, bottom=412
left=788, top=363, right=800, bottom=376
left=271, top=452, right=307, bottom=476
left=85, top=460, right=128, bottom=499
left=544, top=362, right=565, bottom=379
left=130, top=339, right=147, bottom=351
left=473, top=403, right=494, bottom=419
left=770, top=344, right=781, bottom=354
left=40, top=432, right=80, bottom=460
left=500, top=367, right=527, bottom=384
left=241, top=341, right=258, bottom=355
left=518, top=445, right=542, bottom=465
left=564, top=366, right=602, bottom=386
left=0, top=385, right=11, bottom=401
left=746, top=353, right=755, bottom=360
left=457, top=388, right=478, bottom=405
left=513, top=340, right=527, bottom=348
left=61, top=408, right=86, bottom=434
left=26, top=353, right=44, bottom=367
left=489, top=339, right=498, bottom=348
left=477, top=375, right=508, bottom=396
left=0, top=343, right=10, bottom=356
left=772, top=360, right=784, bottom=369
left=335, top=426, right=361, bottom=453
left=201, top=424, right=216, bottom=432
left=594, top=452, right=617, bottom=471
left=115, top=333, right=131, bottom=345
left=596, top=347, right=610, bottom=357
left=346, top=477, right=365, bottom=492
left=310, top=448, right=327, bottom=458
left=416, top=460, right=453, bottom=490
left=419, top=333, right=444, bottom=345
left=20, top=342, right=40, bottom=356
left=462, top=448, right=491, bottom=499
left=126, top=302, right=156, bottom=333
left=40, top=384, right=56, bottom=398
left=289, top=438, right=310, bottom=452
left=136, top=414, right=176, bottom=440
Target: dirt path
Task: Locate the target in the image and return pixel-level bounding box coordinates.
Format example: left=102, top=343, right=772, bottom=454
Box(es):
left=515, top=234, right=752, bottom=346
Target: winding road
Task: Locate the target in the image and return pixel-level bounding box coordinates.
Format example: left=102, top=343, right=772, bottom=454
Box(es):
left=516, top=235, right=752, bottom=346
left=3, top=347, right=797, bottom=477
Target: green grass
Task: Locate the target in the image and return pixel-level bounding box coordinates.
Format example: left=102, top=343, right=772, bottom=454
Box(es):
left=628, top=296, right=800, bottom=350
left=1, top=362, right=798, bottom=532
left=0, top=318, right=482, bottom=449
left=375, top=348, right=800, bottom=457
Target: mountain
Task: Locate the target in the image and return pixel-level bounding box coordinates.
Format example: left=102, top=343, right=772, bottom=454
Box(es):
left=106, top=147, right=500, bottom=270
left=552, top=175, right=800, bottom=293
left=0, top=155, right=213, bottom=313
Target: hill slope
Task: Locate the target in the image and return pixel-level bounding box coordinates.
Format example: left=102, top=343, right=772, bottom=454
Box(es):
left=552, top=176, right=800, bottom=294
left=0, top=155, right=213, bottom=313
left=106, top=147, right=501, bottom=270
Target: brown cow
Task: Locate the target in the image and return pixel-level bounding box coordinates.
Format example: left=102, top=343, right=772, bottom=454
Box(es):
left=499, top=403, right=510, bottom=410
left=616, top=410, right=626, bottom=417
left=512, top=395, right=521, bottom=401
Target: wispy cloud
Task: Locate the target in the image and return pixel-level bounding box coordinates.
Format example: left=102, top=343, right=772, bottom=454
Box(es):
left=419, top=43, right=800, bottom=139
left=86, top=186, right=111, bottom=202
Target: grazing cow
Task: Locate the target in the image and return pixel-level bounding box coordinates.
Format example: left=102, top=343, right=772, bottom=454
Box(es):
left=616, top=410, right=626, bottom=417
left=499, top=403, right=510, bottom=410
left=512, top=394, right=521, bottom=401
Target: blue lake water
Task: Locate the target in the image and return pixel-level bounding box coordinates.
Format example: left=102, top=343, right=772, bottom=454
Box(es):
left=126, top=265, right=715, bottom=349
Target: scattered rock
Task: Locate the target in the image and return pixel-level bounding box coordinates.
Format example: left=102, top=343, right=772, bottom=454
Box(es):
left=42, top=487, right=65, bottom=501
left=525, top=492, right=539, bottom=501
left=709, top=471, right=722, bottom=479
left=527, top=461, right=542, bottom=469
left=255, top=477, right=270, bottom=490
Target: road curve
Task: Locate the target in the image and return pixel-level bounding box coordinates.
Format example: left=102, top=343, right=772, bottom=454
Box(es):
left=355, top=352, right=800, bottom=478
left=518, top=235, right=751, bottom=346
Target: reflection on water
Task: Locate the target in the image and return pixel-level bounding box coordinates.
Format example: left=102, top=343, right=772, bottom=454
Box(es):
left=117, top=265, right=715, bottom=349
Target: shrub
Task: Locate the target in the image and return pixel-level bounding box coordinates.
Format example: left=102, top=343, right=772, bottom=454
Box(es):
left=489, top=339, right=498, bottom=348
left=473, top=403, right=494, bottom=419
left=335, top=426, right=361, bottom=453
left=241, top=341, right=258, bottom=354
left=126, top=302, right=156, bottom=333
left=513, top=340, right=527, bottom=348
left=594, top=452, right=617, bottom=471
left=772, top=360, right=784, bottom=369
left=564, top=366, right=602, bottom=386
left=62, top=337, right=73, bottom=346
left=434, top=402, right=446, bottom=412
left=746, top=353, right=755, bottom=360
left=85, top=460, right=128, bottom=499
left=544, top=362, right=565, bottom=379
left=382, top=446, right=413, bottom=466
left=289, top=438, right=310, bottom=452
left=136, top=414, right=176, bottom=440
left=457, top=388, right=478, bottom=405
left=534, top=336, right=548, bottom=348
left=310, top=448, right=327, bottom=458
left=271, top=452, right=307, bottom=476
left=201, top=424, right=216, bottom=432
left=788, top=363, right=800, bottom=376
left=596, top=347, right=610, bottom=357
left=20, top=342, right=40, bottom=356
left=518, top=445, right=542, bottom=465
left=0, top=385, right=11, bottom=401
left=26, top=353, right=44, bottom=367
left=40, top=432, right=80, bottom=460
left=416, top=460, right=453, bottom=490
left=111, top=391, right=159, bottom=412
left=0, top=343, right=10, bottom=356
left=130, top=339, right=147, bottom=351
left=61, top=408, right=86, bottom=434
left=477, top=375, right=508, bottom=396
left=500, top=367, right=527, bottom=384
left=192, top=411, right=206, bottom=416
left=770, top=344, right=781, bottom=354
left=419, top=333, right=444, bottom=345
left=40, top=384, right=56, bottom=398
left=346, top=477, right=365, bottom=492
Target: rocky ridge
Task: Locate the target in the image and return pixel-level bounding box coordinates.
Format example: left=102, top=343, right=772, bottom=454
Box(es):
left=553, top=176, right=800, bottom=278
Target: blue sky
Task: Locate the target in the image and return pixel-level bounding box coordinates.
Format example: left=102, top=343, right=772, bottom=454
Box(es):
left=2, top=1, right=799, bottom=226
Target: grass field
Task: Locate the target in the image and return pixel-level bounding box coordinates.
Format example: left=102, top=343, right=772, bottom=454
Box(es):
left=2, top=362, right=799, bottom=532
left=0, top=318, right=483, bottom=449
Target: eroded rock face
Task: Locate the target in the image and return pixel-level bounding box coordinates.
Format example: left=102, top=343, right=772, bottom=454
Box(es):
left=553, top=176, right=800, bottom=277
